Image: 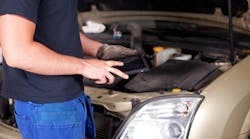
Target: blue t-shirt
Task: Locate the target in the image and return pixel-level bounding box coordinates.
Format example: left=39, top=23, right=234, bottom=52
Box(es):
left=0, top=0, right=84, bottom=103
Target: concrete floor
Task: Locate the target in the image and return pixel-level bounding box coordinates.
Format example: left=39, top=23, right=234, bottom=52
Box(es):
left=0, top=121, right=21, bottom=139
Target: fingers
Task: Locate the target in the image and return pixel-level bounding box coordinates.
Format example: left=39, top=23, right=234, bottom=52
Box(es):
left=105, top=60, right=129, bottom=80
left=85, top=59, right=128, bottom=84
left=105, top=60, right=124, bottom=67
left=106, top=66, right=129, bottom=79
left=105, top=72, right=115, bottom=84
left=94, top=76, right=107, bottom=84
left=121, top=47, right=138, bottom=55
left=95, top=71, right=115, bottom=84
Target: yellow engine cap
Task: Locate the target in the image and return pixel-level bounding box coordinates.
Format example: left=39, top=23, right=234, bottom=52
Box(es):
left=153, top=46, right=165, bottom=53
left=172, top=88, right=181, bottom=93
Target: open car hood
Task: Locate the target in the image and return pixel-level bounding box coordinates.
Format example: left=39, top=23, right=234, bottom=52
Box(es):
left=78, top=0, right=248, bottom=17
left=78, top=0, right=250, bottom=35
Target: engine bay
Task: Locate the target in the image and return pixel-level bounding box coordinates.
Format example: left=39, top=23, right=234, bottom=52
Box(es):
left=83, top=22, right=249, bottom=94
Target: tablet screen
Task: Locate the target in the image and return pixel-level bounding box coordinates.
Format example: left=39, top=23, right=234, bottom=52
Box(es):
left=114, top=55, right=149, bottom=75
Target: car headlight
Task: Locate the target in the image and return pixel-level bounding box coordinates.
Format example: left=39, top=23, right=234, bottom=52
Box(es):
left=114, top=94, right=204, bottom=139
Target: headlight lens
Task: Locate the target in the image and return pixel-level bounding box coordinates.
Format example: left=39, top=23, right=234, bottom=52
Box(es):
left=115, top=95, right=204, bottom=139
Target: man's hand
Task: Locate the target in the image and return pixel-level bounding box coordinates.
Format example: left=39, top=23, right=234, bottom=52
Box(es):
left=96, top=44, right=138, bottom=60
left=79, top=33, right=137, bottom=59
left=80, top=59, right=129, bottom=84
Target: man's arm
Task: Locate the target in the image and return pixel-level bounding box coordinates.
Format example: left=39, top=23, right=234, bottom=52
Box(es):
left=79, top=32, right=102, bottom=57
left=0, top=14, right=128, bottom=84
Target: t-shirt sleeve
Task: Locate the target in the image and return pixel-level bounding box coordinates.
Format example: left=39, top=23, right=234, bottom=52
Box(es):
left=0, top=0, right=40, bottom=23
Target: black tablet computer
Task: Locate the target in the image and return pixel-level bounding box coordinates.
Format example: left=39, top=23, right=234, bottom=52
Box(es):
left=114, top=55, right=149, bottom=75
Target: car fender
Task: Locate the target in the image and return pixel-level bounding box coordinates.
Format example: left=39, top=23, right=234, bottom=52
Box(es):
left=189, top=56, right=250, bottom=139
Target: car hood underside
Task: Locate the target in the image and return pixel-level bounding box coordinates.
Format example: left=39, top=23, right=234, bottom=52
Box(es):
left=78, top=0, right=249, bottom=17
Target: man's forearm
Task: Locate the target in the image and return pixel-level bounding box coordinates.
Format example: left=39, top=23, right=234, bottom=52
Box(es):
left=79, top=32, right=103, bottom=57
left=3, top=41, right=84, bottom=76
left=2, top=40, right=128, bottom=83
